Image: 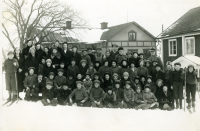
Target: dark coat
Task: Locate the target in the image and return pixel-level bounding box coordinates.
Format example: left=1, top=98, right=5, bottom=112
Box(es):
left=71, top=52, right=82, bottom=66
left=43, top=65, right=55, bottom=78
left=113, top=87, right=124, bottom=102
left=88, top=53, right=96, bottom=64
left=154, top=70, right=164, bottom=82
left=159, top=90, right=173, bottom=109
left=79, top=66, right=88, bottom=77
left=103, top=92, right=116, bottom=105
left=57, top=89, right=72, bottom=104
left=129, top=57, right=140, bottom=68
left=98, top=66, right=111, bottom=78
left=35, top=49, right=44, bottom=62
left=66, top=78, right=76, bottom=90
left=61, top=49, right=72, bottom=67
left=25, top=54, right=39, bottom=73
left=67, top=65, right=79, bottom=79
left=35, top=78, right=46, bottom=92
left=22, top=45, right=32, bottom=59
left=42, top=88, right=59, bottom=100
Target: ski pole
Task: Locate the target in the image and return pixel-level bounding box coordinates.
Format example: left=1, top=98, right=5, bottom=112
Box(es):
left=184, top=67, right=186, bottom=112
left=15, top=72, right=19, bottom=102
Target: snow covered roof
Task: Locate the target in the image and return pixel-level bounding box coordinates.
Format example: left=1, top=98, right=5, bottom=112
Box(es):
left=172, top=55, right=200, bottom=69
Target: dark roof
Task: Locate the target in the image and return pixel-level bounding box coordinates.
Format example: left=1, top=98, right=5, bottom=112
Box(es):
left=100, top=21, right=155, bottom=40
left=160, top=6, right=200, bottom=37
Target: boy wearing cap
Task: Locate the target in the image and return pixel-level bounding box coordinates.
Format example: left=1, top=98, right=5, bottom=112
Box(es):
left=35, top=73, right=45, bottom=101
left=132, top=76, right=142, bottom=91
left=129, top=61, right=138, bottom=81
left=113, top=80, right=124, bottom=108
left=42, top=82, right=59, bottom=106
left=110, top=60, right=120, bottom=75
left=124, top=81, right=135, bottom=109
left=90, top=80, right=104, bottom=108
left=54, top=69, right=67, bottom=90
left=86, top=63, right=97, bottom=79
left=71, top=46, right=82, bottom=66
left=103, top=87, right=117, bottom=108
left=115, top=47, right=127, bottom=66
left=170, top=62, right=185, bottom=109
left=4, top=51, right=19, bottom=101
left=44, top=59, right=55, bottom=78
left=69, top=81, right=88, bottom=107
left=67, top=59, right=79, bottom=79
left=134, top=86, right=149, bottom=110
left=66, top=75, right=76, bottom=90
left=81, top=50, right=91, bottom=65
left=143, top=85, right=159, bottom=109
left=46, top=72, right=55, bottom=87
left=59, top=62, right=68, bottom=77
left=159, top=85, right=173, bottom=110
left=57, top=83, right=72, bottom=105
left=185, top=65, right=198, bottom=109
left=24, top=67, right=38, bottom=101
left=79, top=59, right=88, bottom=77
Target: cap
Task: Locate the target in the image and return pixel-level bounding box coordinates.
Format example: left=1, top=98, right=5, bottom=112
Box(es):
left=134, top=76, right=140, bottom=80
left=46, top=82, right=53, bottom=86
left=93, top=80, right=100, bottom=84
left=147, top=75, right=152, bottom=79
left=46, top=59, right=52, bottom=63
left=89, top=63, right=94, bottom=67
left=118, top=47, right=124, bottom=51
left=139, top=59, right=145, bottom=64
left=123, top=72, right=129, bottom=76
left=49, top=72, right=55, bottom=76
left=71, top=58, right=76, bottom=62
left=76, top=81, right=83, bottom=84
left=149, top=47, right=156, bottom=52
left=57, top=69, right=64, bottom=73
left=188, top=64, right=194, bottom=69
left=126, top=81, right=131, bottom=85
left=145, top=60, right=151, bottom=63
left=155, top=64, right=161, bottom=68
left=28, top=67, right=35, bottom=71
left=166, top=61, right=172, bottom=66
left=80, top=59, right=87, bottom=64
left=107, top=86, right=113, bottom=91
left=113, top=73, right=119, bottom=77
left=136, top=86, right=142, bottom=90
left=72, top=45, right=78, bottom=49
left=174, top=62, right=181, bottom=66
left=7, top=51, right=14, bottom=55
left=144, top=84, right=151, bottom=89
left=114, top=80, right=121, bottom=84
left=138, top=53, right=144, bottom=56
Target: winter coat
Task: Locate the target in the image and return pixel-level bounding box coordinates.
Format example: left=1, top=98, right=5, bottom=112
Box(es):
left=115, top=54, right=127, bottom=65
left=95, top=53, right=104, bottom=64
left=22, top=45, right=32, bottom=59
left=118, top=65, right=132, bottom=77
left=54, top=76, right=67, bottom=88
left=94, top=61, right=101, bottom=71
left=154, top=70, right=164, bottom=82
left=186, top=71, right=197, bottom=85
left=146, top=66, right=154, bottom=77
left=98, top=66, right=111, bottom=78
left=129, top=57, right=140, bottom=68
left=67, top=65, right=79, bottom=79
left=66, top=78, right=75, bottom=90
left=43, top=65, right=55, bottom=78
left=121, top=77, right=132, bottom=88
left=103, top=55, right=113, bottom=67
left=42, top=88, right=59, bottom=100
left=70, top=87, right=88, bottom=101
left=81, top=55, right=91, bottom=65
left=140, top=81, right=147, bottom=90
left=90, top=87, right=104, bottom=102
left=71, top=52, right=82, bottom=66
left=143, top=90, right=157, bottom=104
left=35, top=49, right=44, bottom=62
left=79, top=66, right=88, bottom=77
left=110, top=51, right=118, bottom=61
left=25, top=54, right=39, bottom=73
left=50, top=53, right=62, bottom=68
left=159, top=90, right=173, bottom=109
left=59, top=67, right=68, bottom=77
left=134, top=92, right=144, bottom=105
left=61, top=49, right=72, bottom=67
left=148, top=55, right=163, bottom=69
left=4, top=58, right=19, bottom=73
left=113, top=87, right=124, bottom=102
left=124, top=88, right=135, bottom=102
left=83, top=79, right=93, bottom=92
left=24, top=74, right=37, bottom=88
left=103, top=92, right=116, bottom=105
left=88, top=53, right=96, bottom=64
left=110, top=66, right=120, bottom=76
left=155, top=85, right=162, bottom=101
left=45, top=78, right=55, bottom=87
left=35, top=78, right=46, bottom=92
left=132, top=82, right=142, bottom=91
left=129, top=67, right=138, bottom=81
left=137, top=67, right=149, bottom=78
left=102, top=74, right=112, bottom=91
left=57, top=89, right=72, bottom=103
left=38, top=63, right=45, bottom=74
left=146, top=83, right=157, bottom=94
left=170, top=69, right=184, bottom=84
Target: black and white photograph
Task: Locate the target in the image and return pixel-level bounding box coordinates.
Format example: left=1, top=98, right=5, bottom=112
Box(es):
left=1, top=0, right=200, bottom=131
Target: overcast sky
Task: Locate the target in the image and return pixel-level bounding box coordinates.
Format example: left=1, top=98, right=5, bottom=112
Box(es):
left=1, top=0, right=200, bottom=47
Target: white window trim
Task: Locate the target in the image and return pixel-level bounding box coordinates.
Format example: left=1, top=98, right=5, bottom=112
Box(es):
left=185, top=37, right=195, bottom=55
left=168, top=39, right=177, bottom=56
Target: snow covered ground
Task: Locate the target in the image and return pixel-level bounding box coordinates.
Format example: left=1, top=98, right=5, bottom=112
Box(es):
left=1, top=91, right=200, bottom=131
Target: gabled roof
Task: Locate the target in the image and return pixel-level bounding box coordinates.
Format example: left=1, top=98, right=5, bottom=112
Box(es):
left=100, top=21, right=155, bottom=40
left=159, top=6, right=200, bottom=38
left=172, top=55, right=200, bottom=68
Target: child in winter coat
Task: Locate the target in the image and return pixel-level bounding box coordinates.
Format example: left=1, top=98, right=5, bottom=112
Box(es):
left=145, top=60, right=153, bottom=77
left=123, top=81, right=135, bottom=109
left=54, top=69, right=67, bottom=90
left=67, top=59, right=79, bottom=79
left=118, top=59, right=131, bottom=77
left=137, top=59, right=149, bottom=78
left=69, top=81, right=88, bottom=107
left=35, top=73, right=45, bottom=101
left=185, top=65, right=198, bottom=109
left=38, top=56, right=46, bottom=74
left=146, top=75, right=157, bottom=94
left=143, top=85, right=159, bottom=109
left=86, top=63, right=97, bottom=79
left=98, top=60, right=111, bottom=78
left=83, top=73, right=93, bottom=93
left=110, top=60, right=120, bottom=75
left=43, top=59, right=55, bottom=78
left=102, top=72, right=112, bottom=92
left=112, top=73, right=120, bottom=83
left=115, top=47, right=127, bottom=66
left=79, top=59, right=88, bottom=77
left=24, top=67, right=38, bottom=101
left=129, top=61, right=138, bottom=81
left=90, top=80, right=104, bottom=108
left=129, top=52, right=139, bottom=68
left=134, top=86, right=149, bottom=110
left=159, top=85, right=173, bottom=110
left=41, top=82, right=58, bottom=106
left=170, top=62, right=185, bottom=109
left=81, top=50, right=91, bottom=65
left=59, top=62, right=68, bottom=77
left=51, top=47, right=62, bottom=71
left=66, top=75, right=76, bottom=91
left=46, top=72, right=55, bottom=87
left=154, top=64, right=164, bottom=82
left=94, top=61, right=101, bottom=72
left=155, top=79, right=163, bottom=102
left=4, top=51, right=19, bottom=102
left=76, top=73, right=84, bottom=81
left=103, top=87, right=116, bottom=108
left=113, top=80, right=124, bottom=108
left=57, top=83, right=72, bottom=105
left=95, top=48, right=104, bottom=64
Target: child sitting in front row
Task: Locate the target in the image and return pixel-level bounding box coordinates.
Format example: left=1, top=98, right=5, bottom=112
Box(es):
left=134, top=86, right=149, bottom=110
left=103, top=86, right=116, bottom=108
left=159, top=85, right=173, bottom=111
left=24, top=67, right=37, bottom=101
left=57, top=83, right=72, bottom=105
left=113, top=80, right=124, bottom=108
left=41, top=82, right=58, bottom=106
left=124, top=81, right=135, bottom=109
left=54, top=69, right=67, bottom=90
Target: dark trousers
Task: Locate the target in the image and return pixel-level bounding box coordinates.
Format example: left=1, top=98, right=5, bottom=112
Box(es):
left=186, top=83, right=196, bottom=103
left=5, top=73, right=17, bottom=92
left=173, top=81, right=183, bottom=107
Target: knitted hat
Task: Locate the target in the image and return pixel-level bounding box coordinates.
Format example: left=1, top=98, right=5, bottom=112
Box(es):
left=57, top=69, right=64, bottom=73
left=93, top=80, right=100, bottom=84
left=111, top=60, right=117, bottom=64
left=76, top=81, right=82, bottom=85
left=49, top=72, right=55, bottom=76
left=123, top=72, right=129, bottom=77
left=7, top=51, right=14, bottom=55
left=80, top=59, right=87, bottom=64
left=46, top=59, right=52, bottom=63
left=28, top=67, right=35, bottom=71
left=46, top=82, right=53, bottom=86
left=152, top=60, right=158, bottom=63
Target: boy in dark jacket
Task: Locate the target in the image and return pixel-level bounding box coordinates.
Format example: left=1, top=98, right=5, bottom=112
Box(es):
left=132, top=76, right=142, bottom=91
left=24, top=67, right=38, bottom=101
left=102, top=72, right=112, bottom=91
left=123, top=81, right=135, bottom=109
left=66, top=75, right=76, bottom=90
left=69, top=81, right=88, bottom=106
left=159, top=85, right=173, bottom=111
left=103, top=87, right=116, bottom=108
left=98, top=60, right=111, bottom=78
left=79, top=59, right=88, bottom=77
left=71, top=46, right=82, bottom=66
left=41, top=82, right=59, bottom=106
left=46, top=72, right=55, bottom=87
left=90, top=80, right=104, bottom=108
left=86, top=63, right=97, bottom=79
left=113, top=80, right=124, bottom=108
left=54, top=69, right=67, bottom=90
left=170, top=62, right=184, bottom=109
left=94, top=61, right=101, bottom=72
left=59, top=62, right=68, bottom=77
left=57, top=83, right=72, bottom=105
left=115, top=47, right=127, bottom=66
left=154, top=64, right=164, bottom=82
left=134, top=86, right=149, bottom=110
left=4, top=51, right=19, bottom=101
left=43, top=59, right=55, bottom=78
left=67, top=59, right=79, bottom=79
left=35, top=73, right=45, bottom=101
left=38, top=56, right=46, bottom=75
left=81, top=50, right=91, bottom=65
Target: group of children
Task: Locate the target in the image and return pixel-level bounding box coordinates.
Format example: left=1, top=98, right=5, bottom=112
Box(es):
left=3, top=40, right=199, bottom=110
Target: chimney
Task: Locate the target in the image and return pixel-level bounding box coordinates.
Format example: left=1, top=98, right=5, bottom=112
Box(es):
left=100, top=22, right=108, bottom=29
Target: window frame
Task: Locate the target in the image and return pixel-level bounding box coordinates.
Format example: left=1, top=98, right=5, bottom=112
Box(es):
left=185, top=37, right=195, bottom=55
left=168, top=39, right=177, bottom=56
left=128, top=30, right=136, bottom=41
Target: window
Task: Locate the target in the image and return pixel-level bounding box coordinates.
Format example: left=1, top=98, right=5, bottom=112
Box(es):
left=128, top=30, right=136, bottom=41
left=168, top=39, right=177, bottom=56
left=185, top=37, right=195, bottom=55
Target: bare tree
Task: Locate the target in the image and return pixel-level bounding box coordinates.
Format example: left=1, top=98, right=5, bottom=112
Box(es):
left=2, top=0, right=87, bottom=49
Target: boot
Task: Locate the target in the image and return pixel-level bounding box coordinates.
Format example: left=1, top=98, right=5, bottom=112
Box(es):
left=12, top=95, right=17, bottom=102
left=192, top=102, right=195, bottom=107
left=175, top=99, right=179, bottom=109
left=42, top=99, right=49, bottom=106
left=26, top=95, right=30, bottom=101
left=179, top=100, right=182, bottom=109
left=7, top=95, right=11, bottom=101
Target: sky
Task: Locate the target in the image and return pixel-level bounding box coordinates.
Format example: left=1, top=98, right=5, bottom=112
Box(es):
left=1, top=0, right=200, bottom=47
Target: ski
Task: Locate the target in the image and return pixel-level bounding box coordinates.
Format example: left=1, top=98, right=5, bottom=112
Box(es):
left=7, top=100, right=16, bottom=107
left=187, top=107, right=192, bottom=114
left=2, top=100, right=11, bottom=106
